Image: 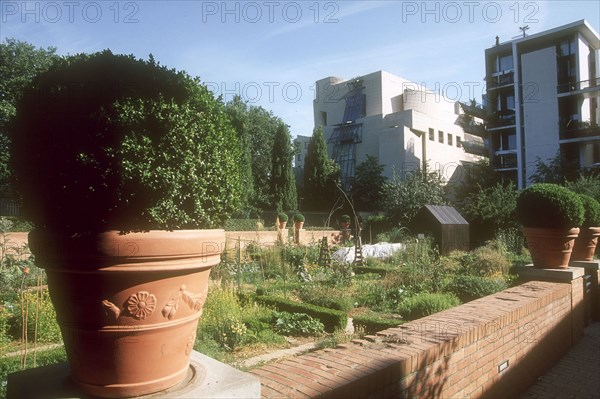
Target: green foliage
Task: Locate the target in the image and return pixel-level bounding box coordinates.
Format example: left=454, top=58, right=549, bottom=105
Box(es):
left=565, top=174, right=600, bottom=200
left=579, top=194, right=600, bottom=227
left=298, top=284, right=354, bottom=312
left=446, top=275, right=508, bottom=303
left=375, top=227, right=412, bottom=243
left=352, top=312, right=403, bottom=334
left=450, top=159, right=504, bottom=207
left=530, top=150, right=581, bottom=184
left=256, top=295, right=347, bottom=333
left=340, top=214, right=351, bottom=223
left=350, top=155, right=387, bottom=211
left=277, top=212, right=289, bottom=223
left=0, top=306, right=10, bottom=347
left=273, top=311, right=325, bottom=336
left=224, top=219, right=264, bottom=231
left=12, top=50, right=242, bottom=233
left=302, top=126, right=339, bottom=211
left=271, top=123, right=297, bottom=211
left=197, top=286, right=281, bottom=351
left=11, top=289, right=62, bottom=343
left=397, top=292, right=460, bottom=320
left=516, top=183, right=584, bottom=228
left=282, top=245, right=312, bottom=282
left=353, top=265, right=396, bottom=277
left=382, top=170, right=446, bottom=227
left=224, top=96, right=286, bottom=213
left=462, top=182, right=519, bottom=231
left=0, top=38, right=60, bottom=189
left=293, top=213, right=305, bottom=223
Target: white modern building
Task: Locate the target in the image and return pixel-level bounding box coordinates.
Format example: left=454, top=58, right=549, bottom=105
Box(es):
left=484, top=19, right=600, bottom=188
left=312, top=70, right=484, bottom=188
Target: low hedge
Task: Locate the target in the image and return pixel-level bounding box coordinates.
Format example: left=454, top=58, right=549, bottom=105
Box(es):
left=352, top=313, right=404, bottom=335
left=224, top=218, right=264, bottom=231
left=256, top=295, right=347, bottom=333
left=353, top=265, right=396, bottom=276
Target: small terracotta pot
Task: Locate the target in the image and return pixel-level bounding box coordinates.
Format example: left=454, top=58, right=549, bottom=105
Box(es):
left=340, top=222, right=350, bottom=230
left=278, top=221, right=287, bottom=229
left=294, top=221, right=304, bottom=230
left=28, top=229, right=225, bottom=398
left=572, top=227, right=600, bottom=261
left=523, top=227, right=579, bottom=269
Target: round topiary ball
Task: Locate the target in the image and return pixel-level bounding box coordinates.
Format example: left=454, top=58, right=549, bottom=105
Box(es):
left=11, top=50, right=242, bottom=233
left=516, top=183, right=584, bottom=229
left=579, top=194, right=600, bottom=228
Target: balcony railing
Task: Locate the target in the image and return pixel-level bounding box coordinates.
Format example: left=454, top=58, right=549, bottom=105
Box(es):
left=488, top=111, right=516, bottom=129
left=558, top=120, right=600, bottom=141
left=486, top=71, right=514, bottom=90
left=494, top=154, right=517, bottom=169
left=557, top=77, right=599, bottom=94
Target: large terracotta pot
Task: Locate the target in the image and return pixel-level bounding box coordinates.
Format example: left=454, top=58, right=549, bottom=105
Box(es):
left=523, top=227, right=579, bottom=269
left=572, top=227, right=600, bottom=261
left=28, top=229, right=225, bottom=398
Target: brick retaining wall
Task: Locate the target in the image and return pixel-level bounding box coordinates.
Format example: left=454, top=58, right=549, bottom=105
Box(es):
left=251, top=278, right=584, bottom=398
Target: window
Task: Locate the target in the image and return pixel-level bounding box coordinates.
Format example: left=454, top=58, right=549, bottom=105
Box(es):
left=361, top=94, right=367, bottom=118
left=429, top=128, right=434, bottom=141
left=447, top=133, right=453, bottom=146
left=558, top=37, right=577, bottom=56
left=320, top=111, right=328, bottom=126
left=507, top=95, right=515, bottom=110
left=438, top=130, right=444, bottom=143
left=498, top=54, right=513, bottom=72
left=456, top=137, right=462, bottom=148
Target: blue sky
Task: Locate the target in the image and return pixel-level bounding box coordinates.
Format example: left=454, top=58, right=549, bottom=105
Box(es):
left=1, top=1, right=599, bottom=137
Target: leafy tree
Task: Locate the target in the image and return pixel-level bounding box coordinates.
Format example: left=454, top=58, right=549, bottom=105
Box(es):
left=462, top=182, right=519, bottom=233
left=350, top=155, right=386, bottom=211
left=449, top=159, right=503, bottom=209
left=382, top=169, right=446, bottom=227
left=271, top=123, right=297, bottom=211
left=0, top=38, right=59, bottom=190
left=224, top=96, right=284, bottom=213
left=224, top=96, right=255, bottom=216
left=529, top=150, right=580, bottom=184
left=565, top=174, right=600, bottom=200
left=302, top=126, right=339, bottom=211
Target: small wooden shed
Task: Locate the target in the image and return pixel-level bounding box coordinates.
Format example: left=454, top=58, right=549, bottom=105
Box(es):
left=409, top=205, right=469, bottom=255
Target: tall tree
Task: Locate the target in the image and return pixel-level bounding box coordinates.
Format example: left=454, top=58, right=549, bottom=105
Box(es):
left=350, top=155, right=386, bottom=211
left=271, top=123, right=297, bottom=211
left=0, top=38, right=59, bottom=190
left=224, top=96, right=255, bottom=216
left=302, top=126, right=338, bottom=211
left=224, top=96, right=283, bottom=213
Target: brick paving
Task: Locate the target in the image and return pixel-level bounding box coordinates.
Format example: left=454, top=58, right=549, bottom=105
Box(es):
left=520, top=322, right=600, bottom=399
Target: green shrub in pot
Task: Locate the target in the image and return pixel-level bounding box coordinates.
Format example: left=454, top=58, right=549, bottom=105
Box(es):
left=572, top=194, right=600, bottom=261
left=516, top=183, right=584, bottom=229
left=516, top=183, right=584, bottom=268
left=11, top=50, right=242, bottom=234
left=9, top=50, right=244, bottom=397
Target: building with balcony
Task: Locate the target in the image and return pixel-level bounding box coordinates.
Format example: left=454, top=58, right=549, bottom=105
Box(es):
left=484, top=19, right=600, bottom=188
left=312, top=71, right=484, bottom=189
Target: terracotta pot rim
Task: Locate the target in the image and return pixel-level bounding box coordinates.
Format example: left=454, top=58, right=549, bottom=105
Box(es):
left=522, top=227, right=580, bottom=235
left=29, top=229, right=225, bottom=272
